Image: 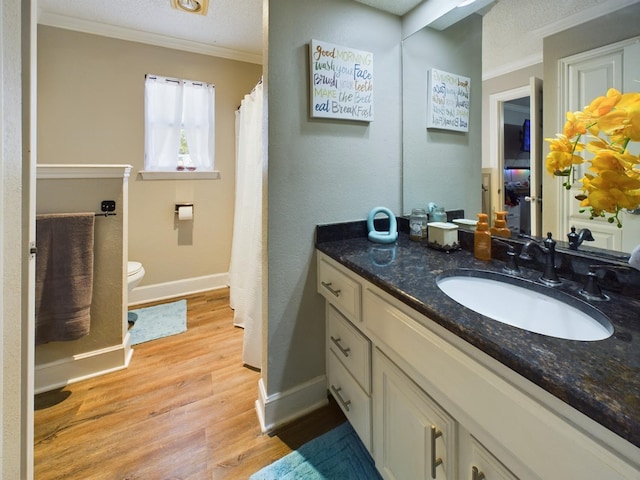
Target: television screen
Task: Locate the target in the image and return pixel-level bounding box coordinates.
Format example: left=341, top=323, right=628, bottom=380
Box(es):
left=521, top=119, right=531, bottom=152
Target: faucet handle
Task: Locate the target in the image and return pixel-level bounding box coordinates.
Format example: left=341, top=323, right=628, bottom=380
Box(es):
left=579, top=264, right=634, bottom=301
left=492, top=238, right=521, bottom=275
left=543, top=232, right=556, bottom=250
left=579, top=265, right=609, bottom=301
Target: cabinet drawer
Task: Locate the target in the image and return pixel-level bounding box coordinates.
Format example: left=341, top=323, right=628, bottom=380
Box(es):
left=318, top=255, right=361, bottom=322
left=328, top=350, right=372, bottom=453
left=327, top=305, right=371, bottom=393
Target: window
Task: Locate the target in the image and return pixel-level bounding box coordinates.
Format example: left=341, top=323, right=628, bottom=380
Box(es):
left=143, top=74, right=218, bottom=179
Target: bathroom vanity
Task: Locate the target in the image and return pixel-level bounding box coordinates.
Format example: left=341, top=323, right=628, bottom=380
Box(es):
left=316, top=226, right=640, bottom=480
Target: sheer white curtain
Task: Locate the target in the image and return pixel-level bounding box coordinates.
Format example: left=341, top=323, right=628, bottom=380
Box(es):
left=145, top=75, right=215, bottom=171
left=144, top=76, right=183, bottom=170
left=183, top=82, right=215, bottom=170
left=230, top=80, right=264, bottom=369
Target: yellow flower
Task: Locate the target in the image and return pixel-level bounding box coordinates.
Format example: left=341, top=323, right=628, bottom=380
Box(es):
left=580, top=170, right=640, bottom=213
left=563, top=111, right=587, bottom=138
left=597, top=92, right=640, bottom=142
left=584, top=88, right=622, bottom=117
left=548, top=89, right=640, bottom=226
left=587, top=149, right=635, bottom=174
left=544, top=134, right=584, bottom=175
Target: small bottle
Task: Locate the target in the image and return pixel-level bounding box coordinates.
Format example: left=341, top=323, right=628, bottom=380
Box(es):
left=490, top=211, right=511, bottom=238
left=474, top=213, right=492, bottom=261
left=409, top=208, right=428, bottom=241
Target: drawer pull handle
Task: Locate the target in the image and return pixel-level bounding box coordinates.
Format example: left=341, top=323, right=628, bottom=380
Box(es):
left=330, top=385, right=351, bottom=412
left=430, top=425, right=443, bottom=479
left=472, top=466, right=486, bottom=480
left=330, top=336, right=351, bottom=357
left=321, top=281, right=341, bottom=297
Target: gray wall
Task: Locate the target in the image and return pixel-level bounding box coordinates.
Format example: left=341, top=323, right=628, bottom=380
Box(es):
left=266, top=0, right=402, bottom=396
left=402, top=14, right=483, bottom=217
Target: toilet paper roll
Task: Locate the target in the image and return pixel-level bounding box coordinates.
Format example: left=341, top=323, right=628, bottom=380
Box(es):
left=178, top=205, right=193, bottom=221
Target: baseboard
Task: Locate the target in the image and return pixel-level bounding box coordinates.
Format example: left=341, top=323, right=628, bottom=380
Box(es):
left=34, top=336, right=133, bottom=394
left=255, top=375, right=329, bottom=433
left=128, top=272, right=229, bottom=306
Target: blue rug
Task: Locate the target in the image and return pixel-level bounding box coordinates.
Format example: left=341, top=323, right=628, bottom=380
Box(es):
left=128, top=299, right=187, bottom=345
left=250, top=422, right=381, bottom=480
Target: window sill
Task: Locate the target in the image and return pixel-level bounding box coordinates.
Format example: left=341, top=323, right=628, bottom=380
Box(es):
left=140, top=170, right=221, bottom=180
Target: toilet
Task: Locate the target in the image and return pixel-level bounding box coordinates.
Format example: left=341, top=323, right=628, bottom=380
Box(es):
left=127, top=261, right=145, bottom=293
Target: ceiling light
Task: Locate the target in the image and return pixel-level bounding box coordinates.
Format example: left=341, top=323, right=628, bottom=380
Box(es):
left=457, top=0, right=477, bottom=7
left=170, top=0, right=209, bottom=15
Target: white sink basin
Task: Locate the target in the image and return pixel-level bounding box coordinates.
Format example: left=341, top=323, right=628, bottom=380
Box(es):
left=436, top=270, right=613, bottom=341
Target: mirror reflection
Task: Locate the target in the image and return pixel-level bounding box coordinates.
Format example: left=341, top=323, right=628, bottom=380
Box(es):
left=402, top=0, right=640, bottom=259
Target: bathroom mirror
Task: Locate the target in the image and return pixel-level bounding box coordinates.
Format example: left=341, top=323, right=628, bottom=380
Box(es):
left=402, top=1, right=640, bottom=260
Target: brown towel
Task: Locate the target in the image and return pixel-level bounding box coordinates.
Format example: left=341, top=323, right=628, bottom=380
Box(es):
left=35, top=213, right=95, bottom=345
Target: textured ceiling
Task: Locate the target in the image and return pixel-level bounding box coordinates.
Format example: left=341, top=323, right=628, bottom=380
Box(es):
left=351, top=0, right=424, bottom=16
left=37, top=0, right=425, bottom=63
left=38, top=0, right=264, bottom=60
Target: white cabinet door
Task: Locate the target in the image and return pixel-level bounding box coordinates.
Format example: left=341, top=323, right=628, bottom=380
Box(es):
left=373, top=349, right=457, bottom=480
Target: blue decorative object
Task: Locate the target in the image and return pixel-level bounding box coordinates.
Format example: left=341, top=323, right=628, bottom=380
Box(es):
left=367, top=206, right=398, bottom=244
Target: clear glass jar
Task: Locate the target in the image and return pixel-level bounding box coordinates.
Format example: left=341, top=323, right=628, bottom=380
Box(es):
left=430, top=206, right=447, bottom=223
left=409, top=208, right=428, bottom=241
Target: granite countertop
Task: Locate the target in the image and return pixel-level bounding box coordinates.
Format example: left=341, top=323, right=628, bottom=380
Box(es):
left=316, top=228, right=640, bottom=450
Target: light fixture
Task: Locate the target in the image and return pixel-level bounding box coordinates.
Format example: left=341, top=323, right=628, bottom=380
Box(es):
left=457, top=0, right=477, bottom=7
left=170, top=0, right=209, bottom=15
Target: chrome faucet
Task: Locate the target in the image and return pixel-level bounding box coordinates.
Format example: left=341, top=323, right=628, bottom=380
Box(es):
left=519, top=232, right=561, bottom=286
left=567, top=226, right=594, bottom=250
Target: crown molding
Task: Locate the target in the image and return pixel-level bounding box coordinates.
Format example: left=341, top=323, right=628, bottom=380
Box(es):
left=532, top=0, right=640, bottom=40
left=38, top=11, right=263, bottom=65
left=482, top=52, right=542, bottom=82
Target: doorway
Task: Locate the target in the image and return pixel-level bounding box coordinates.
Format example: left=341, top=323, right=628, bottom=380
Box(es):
left=502, top=96, right=531, bottom=235
left=489, top=77, right=542, bottom=237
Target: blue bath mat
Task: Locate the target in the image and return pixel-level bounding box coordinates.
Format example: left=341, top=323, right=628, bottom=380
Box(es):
left=249, top=422, right=381, bottom=480
left=128, top=299, right=187, bottom=345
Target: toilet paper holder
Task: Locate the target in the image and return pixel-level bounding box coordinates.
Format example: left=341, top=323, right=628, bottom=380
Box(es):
left=175, top=203, right=194, bottom=214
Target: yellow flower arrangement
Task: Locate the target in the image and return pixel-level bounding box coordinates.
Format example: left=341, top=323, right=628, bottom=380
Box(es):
left=545, top=88, right=640, bottom=227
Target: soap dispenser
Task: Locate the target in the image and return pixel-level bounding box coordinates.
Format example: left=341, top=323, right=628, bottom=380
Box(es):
left=474, top=213, right=492, bottom=261
left=490, top=211, right=511, bottom=238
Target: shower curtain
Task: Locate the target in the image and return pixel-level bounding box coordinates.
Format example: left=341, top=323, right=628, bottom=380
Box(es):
left=229, top=79, right=264, bottom=369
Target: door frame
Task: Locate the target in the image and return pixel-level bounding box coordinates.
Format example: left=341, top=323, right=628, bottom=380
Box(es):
left=489, top=85, right=529, bottom=228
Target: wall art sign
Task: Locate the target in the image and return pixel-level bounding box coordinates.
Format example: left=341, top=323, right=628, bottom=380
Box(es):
left=309, top=39, right=374, bottom=122
left=427, top=68, right=470, bottom=132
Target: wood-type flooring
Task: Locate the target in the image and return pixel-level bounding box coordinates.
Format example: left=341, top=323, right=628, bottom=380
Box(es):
left=34, top=288, right=345, bottom=479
